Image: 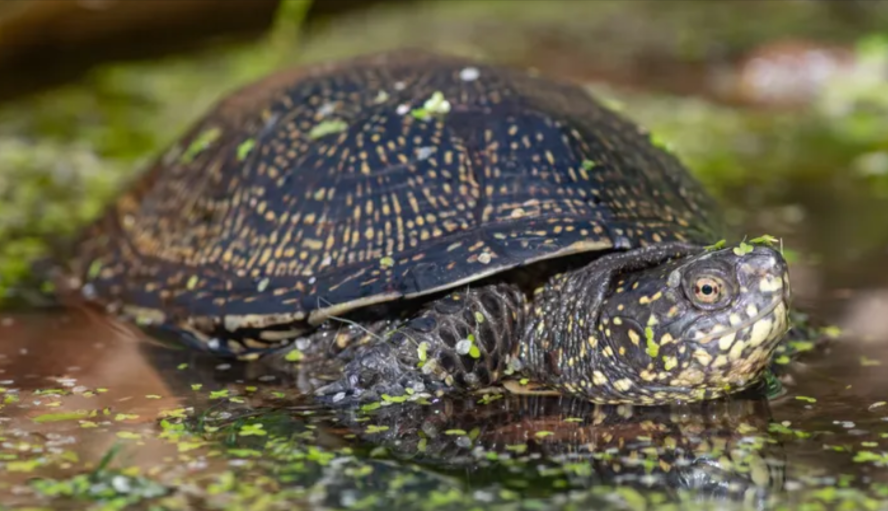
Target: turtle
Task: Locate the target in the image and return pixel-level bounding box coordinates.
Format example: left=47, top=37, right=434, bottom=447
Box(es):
left=62, top=50, right=793, bottom=406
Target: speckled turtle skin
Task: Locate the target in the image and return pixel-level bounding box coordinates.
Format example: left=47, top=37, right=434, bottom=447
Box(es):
left=64, top=50, right=792, bottom=406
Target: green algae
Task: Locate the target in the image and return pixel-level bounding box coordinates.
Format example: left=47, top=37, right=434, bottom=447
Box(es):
left=236, top=138, right=256, bottom=161
left=179, top=127, right=222, bottom=164
left=308, top=119, right=349, bottom=139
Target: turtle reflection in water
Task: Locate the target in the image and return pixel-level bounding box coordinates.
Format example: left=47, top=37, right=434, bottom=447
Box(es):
left=317, top=395, right=782, bottom=507
left=143, top=344, right=784, bottom=509
left=63, top=51, right=793, bottom=406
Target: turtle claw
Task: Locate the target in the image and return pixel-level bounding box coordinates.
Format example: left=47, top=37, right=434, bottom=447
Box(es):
left=313, top=378, right=354, bottom=401
left=313, top=343, right=421, bottom=406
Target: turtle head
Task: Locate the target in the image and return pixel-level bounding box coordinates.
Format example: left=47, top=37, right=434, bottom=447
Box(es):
left=592, top=243, right=791, bottom=404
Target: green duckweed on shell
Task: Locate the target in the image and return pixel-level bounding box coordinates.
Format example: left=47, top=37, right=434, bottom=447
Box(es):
left=180, top=127, right=221, bottom=163
left=308, top=119, right=348, bottom=139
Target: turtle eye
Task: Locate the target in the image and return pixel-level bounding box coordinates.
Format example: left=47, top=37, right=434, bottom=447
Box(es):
left=692, top=275, right=726, bottom=305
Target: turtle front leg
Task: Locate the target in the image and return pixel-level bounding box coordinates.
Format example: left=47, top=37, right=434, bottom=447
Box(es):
left=314, top=283, right=528, bottom=404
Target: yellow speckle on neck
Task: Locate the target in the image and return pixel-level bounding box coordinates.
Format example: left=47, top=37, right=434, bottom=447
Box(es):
left=717, top=332, right=736, bottom=351
left=627, top=329, right=641, bottom=346
left=694, top=350, right=713, bottom=367
left=614, top=378, right=634, bottom=392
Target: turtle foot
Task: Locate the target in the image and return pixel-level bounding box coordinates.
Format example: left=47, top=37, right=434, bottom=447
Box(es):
left=313, top=283, right=527, bottom=406
left=314, top=341, right=435, bottom=405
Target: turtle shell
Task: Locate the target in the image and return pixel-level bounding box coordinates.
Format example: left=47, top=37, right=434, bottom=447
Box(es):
left=68, top=50, right=724, bottom=348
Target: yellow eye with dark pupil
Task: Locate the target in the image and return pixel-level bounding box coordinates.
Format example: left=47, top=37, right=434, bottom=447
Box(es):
left=693, top=277, right=722, bottom=304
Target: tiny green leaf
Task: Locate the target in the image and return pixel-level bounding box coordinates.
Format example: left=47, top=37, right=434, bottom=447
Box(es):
left=239, top=424, right=267, bottom=437
left=237, top=139, right=256, bottom=161
left=705, top=239, right=726, bottom=251
left=181, top=127, right=222, bottom=163
left=644, top=327, right=658, bottom=358
left=822, top=325, right=842, bottom=339
left=361, top=402, right=381, bottom=412
left=749, top=234, right=779, bottom=246
left=308, top=119, right=348, bottom=140
left=478, top=393, right=503, bottom=405
left=733, top=242, right=754, bottom=256
left=788, top=340, right=815, bottom=352
left=417, top=341, right=429, bottom=362
left=410, top=91, right=451, bottom=120
left=423, top=92, right=450, bottom=114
